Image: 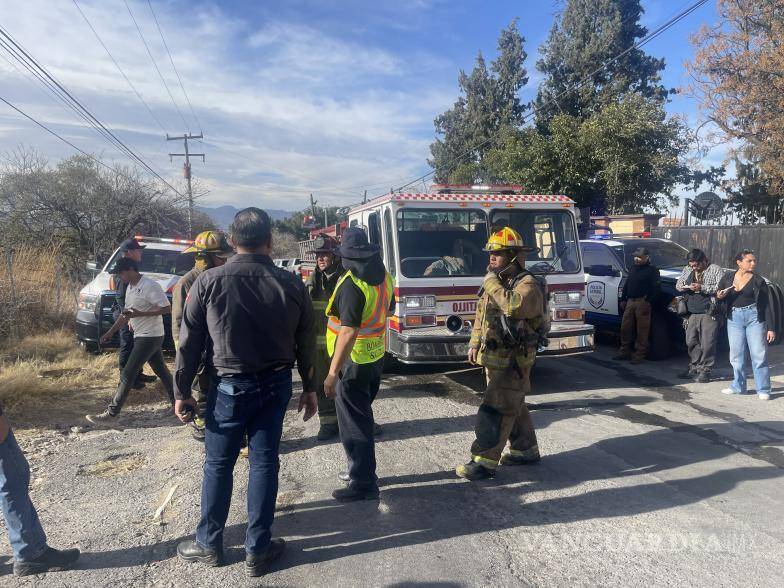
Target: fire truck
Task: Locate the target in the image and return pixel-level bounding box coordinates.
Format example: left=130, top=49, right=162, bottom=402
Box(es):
left=299, top=185, right=594, bottom=363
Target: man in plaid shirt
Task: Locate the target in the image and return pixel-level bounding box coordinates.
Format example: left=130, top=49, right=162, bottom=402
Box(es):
left=675, top=248, right=727, bottom=382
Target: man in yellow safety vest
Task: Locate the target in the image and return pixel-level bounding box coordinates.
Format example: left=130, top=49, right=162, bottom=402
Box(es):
left=323, top=227, right=394, bottom=502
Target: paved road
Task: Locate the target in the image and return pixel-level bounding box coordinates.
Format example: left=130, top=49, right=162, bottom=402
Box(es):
left=3, top=343, right=784, bottom=587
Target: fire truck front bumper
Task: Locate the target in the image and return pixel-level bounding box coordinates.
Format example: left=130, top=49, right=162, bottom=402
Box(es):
left=387, top=323, right=594, bottom=365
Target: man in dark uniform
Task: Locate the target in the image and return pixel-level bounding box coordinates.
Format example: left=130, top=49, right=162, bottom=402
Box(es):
left=171, top=230, right=233, bottom=441
left=615, top=247, right=661, bottom=364
left=323, top=227, right=394, bottom=502
left=108, top=238, right=156, bottom=389
left=174, top=207, right=317, bottom=577
left=305, top=235, right=345, bottom=441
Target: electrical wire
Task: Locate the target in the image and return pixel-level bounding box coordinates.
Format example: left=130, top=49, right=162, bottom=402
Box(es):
left=123, top=0, right=190, bottom=132
left=146, top=0, right=202, bottom=132
left=392, top=0, right=712, bottom=194
left=71, top=0, right=167, bottom=134
left=0, top=26, right=183, bottom=195
left=0, top=94, right=154, bottom=184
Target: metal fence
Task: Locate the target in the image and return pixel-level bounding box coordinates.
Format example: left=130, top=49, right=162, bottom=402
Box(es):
left=651, top=225, right=784, bottom=285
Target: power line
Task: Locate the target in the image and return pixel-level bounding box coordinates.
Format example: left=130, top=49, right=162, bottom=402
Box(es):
left=123, top=0, right=190, bottom=131
left=71, top=0, right=167, bottom=134
left=0, top=25, right=183, bottom=195
left=0, top=94, right=151, bottom=183
left=146, top=0, right=202, bottom=132
left=393, top=0, right=712, bottom=194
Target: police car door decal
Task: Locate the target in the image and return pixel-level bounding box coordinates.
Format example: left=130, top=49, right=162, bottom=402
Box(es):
left=587, top=281, right=605, bottom=309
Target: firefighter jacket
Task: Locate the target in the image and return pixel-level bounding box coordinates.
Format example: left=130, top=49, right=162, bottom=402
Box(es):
left=172, top=265, right=205, bottom=347
left=305, top=261, right=345, bottom=353
left=469, top=266, right=545, bottom=370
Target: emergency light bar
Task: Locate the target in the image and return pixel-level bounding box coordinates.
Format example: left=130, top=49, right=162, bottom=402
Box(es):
left=134, top=235, right=194, bottom=245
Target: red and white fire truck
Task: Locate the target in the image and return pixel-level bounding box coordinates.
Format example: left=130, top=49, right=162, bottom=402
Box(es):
left=299, top=185, right=594, bottom=363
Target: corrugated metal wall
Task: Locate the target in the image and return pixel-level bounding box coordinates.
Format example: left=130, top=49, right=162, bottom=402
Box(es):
left=651, top=225, right=784, bottom=285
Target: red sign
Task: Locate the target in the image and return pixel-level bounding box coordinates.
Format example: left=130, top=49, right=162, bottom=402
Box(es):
left=452, top=300, right=476, bottom=313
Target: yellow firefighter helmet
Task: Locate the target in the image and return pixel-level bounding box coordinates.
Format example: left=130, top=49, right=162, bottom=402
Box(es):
left=183, top=230, right=233, bottom=257
left=483, top=226, right=526, bottom=252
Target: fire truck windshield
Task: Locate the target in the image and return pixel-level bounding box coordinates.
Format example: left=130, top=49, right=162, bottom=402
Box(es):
left=397, top=209, right=488, bottom=278
left=489, top=210, right=580, bottom=274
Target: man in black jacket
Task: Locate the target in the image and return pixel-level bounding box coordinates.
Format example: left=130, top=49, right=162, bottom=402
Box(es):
left=615, top=247, right=660, bottom=364
left=173, top=208, right=317, bottom=577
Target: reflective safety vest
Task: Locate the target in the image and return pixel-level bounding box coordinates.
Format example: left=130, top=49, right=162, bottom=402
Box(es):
left=325, top=271, right=394, bottom=364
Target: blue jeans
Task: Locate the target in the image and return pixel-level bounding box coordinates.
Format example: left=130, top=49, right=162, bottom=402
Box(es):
left=727, top=304, right=771, bottom=394
left=0, top=426, right=48, bottom=561
left=196, top=369, right=292, bottom=555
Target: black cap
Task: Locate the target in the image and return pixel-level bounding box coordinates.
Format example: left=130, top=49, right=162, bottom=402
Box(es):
left=336, top=227, right=381, bottom=259
left=110, top=257, right=138, bottom=274
left=120, top=238, right=145, bottom=251
left=632, top=247, right=650, bottom=258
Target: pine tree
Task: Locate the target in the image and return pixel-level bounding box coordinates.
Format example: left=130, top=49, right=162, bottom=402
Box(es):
left=534, top=0, right=667, bottom=130
left=429, top=21, right=528, bottom=183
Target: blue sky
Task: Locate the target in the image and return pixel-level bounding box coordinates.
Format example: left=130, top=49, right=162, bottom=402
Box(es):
left=0, top=0, right=720, bottom=213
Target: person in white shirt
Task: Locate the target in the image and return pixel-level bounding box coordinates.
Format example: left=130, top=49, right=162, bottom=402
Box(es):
left=86, top=257, right=175, bottom=424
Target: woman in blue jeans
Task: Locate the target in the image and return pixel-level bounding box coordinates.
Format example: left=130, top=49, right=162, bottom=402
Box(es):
left=716, top=250, right=776, bottom=400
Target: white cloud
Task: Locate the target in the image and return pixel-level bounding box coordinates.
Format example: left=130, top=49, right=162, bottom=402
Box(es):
left=0, top=0, right=451, bottom=210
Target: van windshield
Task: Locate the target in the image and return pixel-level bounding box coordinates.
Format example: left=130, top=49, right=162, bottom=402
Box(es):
left=397, top=209, right=488, bottom=278
left=107, top=248, right=194, bottom=277
left=489, top=210, right=580, bottom=274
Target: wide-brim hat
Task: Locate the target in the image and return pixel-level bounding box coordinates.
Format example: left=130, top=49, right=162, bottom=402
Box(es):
left=336, top=227, right=381, bottom=259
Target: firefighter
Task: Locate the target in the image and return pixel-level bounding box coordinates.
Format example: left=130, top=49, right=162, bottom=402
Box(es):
left=171, top=230, right=233, bottom=441
left=305, top=235, right=345, bottom=441
left=457, top=226, right=546, bottom=481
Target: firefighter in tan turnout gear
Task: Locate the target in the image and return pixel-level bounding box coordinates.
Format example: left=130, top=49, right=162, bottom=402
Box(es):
left=171, top=230, right=233, bottom=441
left=457, top=227, right=546, bottom=481
left=305, top=235, right=345, bottom=441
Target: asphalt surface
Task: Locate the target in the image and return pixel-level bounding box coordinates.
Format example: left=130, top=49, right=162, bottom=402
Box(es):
left=3, top=341, right=784, bottom=587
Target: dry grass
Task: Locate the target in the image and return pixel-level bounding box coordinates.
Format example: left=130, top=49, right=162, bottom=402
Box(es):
left=0, top=248, right=80, bottom=343
left=0, top=330, right=170, bottom=436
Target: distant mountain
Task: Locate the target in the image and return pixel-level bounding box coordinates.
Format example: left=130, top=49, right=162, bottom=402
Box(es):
left=197, top=205, right=293, bottom=229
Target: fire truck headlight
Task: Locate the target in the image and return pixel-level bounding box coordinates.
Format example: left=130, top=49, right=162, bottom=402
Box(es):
left=553, top=291, right=582, bottom=305
left=405, top=296, right=436, bottom=309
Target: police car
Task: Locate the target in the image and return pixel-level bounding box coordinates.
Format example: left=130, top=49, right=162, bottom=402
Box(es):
left=579, top=235, right=687, bottom=359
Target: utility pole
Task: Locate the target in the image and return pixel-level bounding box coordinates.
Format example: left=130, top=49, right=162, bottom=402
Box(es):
left=167, top=132, right=204, bottom=237
left=362, top=190, right=367, bottom=204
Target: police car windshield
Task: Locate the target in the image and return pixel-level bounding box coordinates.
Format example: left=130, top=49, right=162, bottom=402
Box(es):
left=396, top=209, right=488, bottom=278
left=613, top=240, right=688, bottom=271
left=489, top=210, right=580, bottom=274
left=107, top=248, right=194, bottom=277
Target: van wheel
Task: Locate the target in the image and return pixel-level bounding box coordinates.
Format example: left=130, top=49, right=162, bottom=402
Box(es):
left=647, top=310, right=672, bottom=360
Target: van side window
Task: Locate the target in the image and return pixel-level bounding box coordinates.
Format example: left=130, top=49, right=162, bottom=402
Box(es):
left=368, top=212, right=381, bottom=246
left=383, top=208, right=396, bottom=276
